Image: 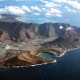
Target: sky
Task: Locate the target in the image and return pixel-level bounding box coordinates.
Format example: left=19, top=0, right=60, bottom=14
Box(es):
left=0, top=0, right=80, bottom=27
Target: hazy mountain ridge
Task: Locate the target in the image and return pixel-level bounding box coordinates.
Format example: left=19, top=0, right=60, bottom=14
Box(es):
left=0, top=20, right=79, bottom=43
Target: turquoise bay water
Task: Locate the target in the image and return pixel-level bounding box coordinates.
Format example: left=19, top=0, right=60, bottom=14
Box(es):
left=40, top=51, right=65, bottom=62
left=40, top=52, right=56, bottom=59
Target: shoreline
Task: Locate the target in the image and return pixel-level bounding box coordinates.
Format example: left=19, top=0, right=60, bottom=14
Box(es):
left=57, top=48, right=80, bottom=57
left=0, top=59, right=57, bottom=68
left=26, top=47, right=80, bottom=67
left=0, top=48, right=79, bottom=68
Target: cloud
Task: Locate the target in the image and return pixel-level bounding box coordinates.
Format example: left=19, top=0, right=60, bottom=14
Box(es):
left=41, top=0, right=61, bottom=8
left=49, top=8, right=62, bottom=14
left=0, top=6, right=26, bottom=15
left=43, top=7, right=62, bottom=14
left=54, top=0, right=67, bottom=3
left=45, top=12, right=52, bottom=17
left=42, top=8, right=46, bottom=11
left=31, top=6, right=42, bottom=12
left=40, top=0, right=62, bottom=17
left=45, top=12, right=62, bottom=17
left=45, top=2, right=57, bottom=7
left=55, top=14, right=62, bottom=17
left=6, top=6, right=25, bottom=14
left=67, top=1, right=80, bottom=9
left=0, top=8, right=7, bottom=14
left=65, top=6, right=76, bottom=12
left=67, top=9, right=76, bottom=12
left=54, top=0, right=80, bottom=9
left=21, top=6, right=31, bottom=12
left=34, top=13, right=40, bottom=16
left=40, top=0, right=49, bottom=4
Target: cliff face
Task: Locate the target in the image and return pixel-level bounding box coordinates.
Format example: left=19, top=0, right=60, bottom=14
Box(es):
left=0, top=21, right=80, bottom=51
left=0, top=22, right=38, bottom=42
left=0, top=30, right=9, bottom=42
left=18, top=23, right=38, bottom=42
left=0, top=21, right=78, bottom=43
left=0, top=22, right=21, bottom=42
left=43, top=25, right=80, bottom=50
left=38, top=23, right=66, bottom=37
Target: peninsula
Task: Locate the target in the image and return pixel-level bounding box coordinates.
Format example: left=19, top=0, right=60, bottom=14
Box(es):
left=0, top=14, right=80, bottom=67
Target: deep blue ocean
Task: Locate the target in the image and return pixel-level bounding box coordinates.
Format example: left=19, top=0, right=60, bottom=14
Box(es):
left=0, top=49, right=80, bottom=80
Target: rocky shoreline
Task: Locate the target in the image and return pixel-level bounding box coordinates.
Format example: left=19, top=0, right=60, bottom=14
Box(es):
left=0, top=40, right=65, bottom=67
left=0, top=40, right=79, bottom=67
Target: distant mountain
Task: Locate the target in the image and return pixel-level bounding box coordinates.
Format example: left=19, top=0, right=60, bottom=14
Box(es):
left=43, top=25, right=80, bottom=50
left=0, top=19, right=79, bottom=43
left=0, top=14, right=19, bottom=22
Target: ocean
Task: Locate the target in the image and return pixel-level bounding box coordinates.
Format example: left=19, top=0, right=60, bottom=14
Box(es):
left=0, top=49, right=80, bottom=80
